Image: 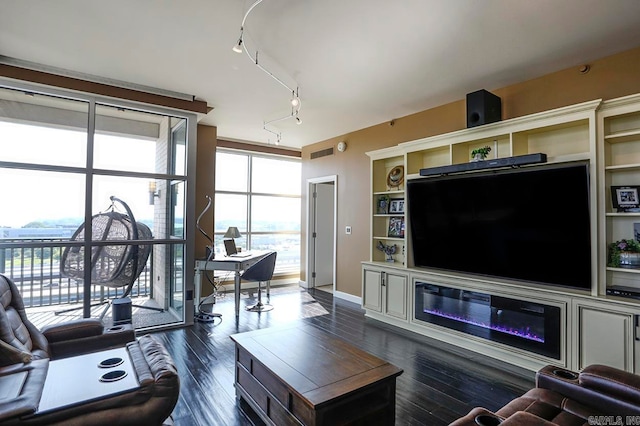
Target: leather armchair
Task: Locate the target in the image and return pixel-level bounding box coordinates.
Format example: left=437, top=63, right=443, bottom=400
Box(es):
left=0, top=274, right=134, bottom=367
left=450, top=364, right=640, bottom=425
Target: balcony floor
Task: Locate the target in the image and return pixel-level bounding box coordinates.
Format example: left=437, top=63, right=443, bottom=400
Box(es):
left=27, top=296, right=180, bottom=330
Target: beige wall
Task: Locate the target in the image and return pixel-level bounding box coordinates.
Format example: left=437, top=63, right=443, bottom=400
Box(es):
left=195, top=125, right=217, bottom=260
left=301, top=45, right=640, bottom=298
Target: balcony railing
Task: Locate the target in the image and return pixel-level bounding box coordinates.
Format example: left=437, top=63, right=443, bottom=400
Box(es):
left=0, top=238, right=151, bottom=308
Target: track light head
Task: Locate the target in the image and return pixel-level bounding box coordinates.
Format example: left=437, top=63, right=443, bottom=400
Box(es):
left=291, top=97, right=300, bottom=107
left=232, top=27, right=244, bottom=53
left=296, top=116, right=302, bottom=125
left=232, top=38, right=243, bottom=53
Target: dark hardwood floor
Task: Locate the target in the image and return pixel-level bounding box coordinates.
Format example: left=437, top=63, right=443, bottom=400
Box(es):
left=150, top=285, right=535, bottom=426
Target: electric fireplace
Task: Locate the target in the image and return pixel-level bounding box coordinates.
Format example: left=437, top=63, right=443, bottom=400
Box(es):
left=415, top=282, right=561, bottom=359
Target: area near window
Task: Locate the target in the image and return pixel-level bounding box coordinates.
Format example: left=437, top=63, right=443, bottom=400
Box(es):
left=214, top=150, right=301, bottom=277
left=0, top=81, right=196, bottom=331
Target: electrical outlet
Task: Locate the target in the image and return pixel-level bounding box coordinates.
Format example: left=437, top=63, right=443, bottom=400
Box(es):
left=345, top=226, right=352, bottom=235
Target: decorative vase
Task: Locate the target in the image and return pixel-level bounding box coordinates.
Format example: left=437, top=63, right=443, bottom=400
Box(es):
left=470, top=153, right=485, bottom=162
left=619, top=251, right=640, bottom=268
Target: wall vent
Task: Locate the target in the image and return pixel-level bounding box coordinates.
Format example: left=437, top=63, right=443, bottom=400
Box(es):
left=310, top=148, right=334, bottom=159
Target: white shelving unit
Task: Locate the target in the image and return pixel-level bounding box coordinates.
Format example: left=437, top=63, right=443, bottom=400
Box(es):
left=598, top=93, right=640, bottom=294
left=362, top=96, right=640, bottom=372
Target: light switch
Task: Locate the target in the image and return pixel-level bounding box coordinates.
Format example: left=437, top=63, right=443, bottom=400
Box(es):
left=345, top=226, right=352, bottom=235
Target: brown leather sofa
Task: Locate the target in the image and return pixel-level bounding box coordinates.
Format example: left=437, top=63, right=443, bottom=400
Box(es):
left=0, top=274, right=134, bottom=366
left=450, top=364, right=640, bottom=425
left=0, top=334, right=180, bottom=425
left=0, top=274, right=180, bottom=425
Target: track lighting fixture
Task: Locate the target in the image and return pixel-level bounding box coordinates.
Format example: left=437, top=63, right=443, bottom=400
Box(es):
left=291, top=89, right=300, bottom=107
left=232, top=30, right=243, bottom=53
left=232, top=0, right=302, bottom=144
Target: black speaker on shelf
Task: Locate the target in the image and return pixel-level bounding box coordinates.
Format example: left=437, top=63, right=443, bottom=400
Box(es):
left=466, top=89, right=502, bottom=128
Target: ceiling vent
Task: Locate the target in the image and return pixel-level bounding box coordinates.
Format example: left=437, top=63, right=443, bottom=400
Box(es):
left=310, top=148, right=334, bottom=159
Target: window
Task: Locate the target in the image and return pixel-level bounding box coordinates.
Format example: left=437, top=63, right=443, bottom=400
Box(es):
left=0, top=82, right=196, bottom=330
left=214, top=150, right=301, bottom=275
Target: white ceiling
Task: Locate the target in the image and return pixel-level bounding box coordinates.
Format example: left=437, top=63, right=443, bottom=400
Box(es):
left=1, top=0, right=640, bottom=150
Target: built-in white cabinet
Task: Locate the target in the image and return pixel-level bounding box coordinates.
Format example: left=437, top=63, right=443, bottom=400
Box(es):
left=362, top=264, right=408, bottom=321
left=368, top=148, right=406, bottom=266
left=598, top=93, right=640, bottom=296
left=362, top=94, right=640, bottom=372
left=572, top=299, right=637, bottom=372
left=362, top=268, right=382, bottom=312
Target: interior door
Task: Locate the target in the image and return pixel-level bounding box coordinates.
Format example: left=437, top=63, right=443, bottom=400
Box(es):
left=311, top=182, right=335, bottom=287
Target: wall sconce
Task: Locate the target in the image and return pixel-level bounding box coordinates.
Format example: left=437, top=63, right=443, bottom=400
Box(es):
left=149, top=181, right=161, bottom=205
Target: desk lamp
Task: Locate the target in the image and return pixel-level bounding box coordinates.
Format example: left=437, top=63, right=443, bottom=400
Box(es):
left=224, top=226, right=242, bottom=249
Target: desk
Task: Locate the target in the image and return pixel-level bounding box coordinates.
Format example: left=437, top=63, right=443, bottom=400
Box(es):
left=194, top=250, right=272, bottom=318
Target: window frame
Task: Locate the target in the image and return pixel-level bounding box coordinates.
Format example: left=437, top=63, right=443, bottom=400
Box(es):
left=215, top=148, right=301, bottom=276
left=0, top=77, right=198, bottom=326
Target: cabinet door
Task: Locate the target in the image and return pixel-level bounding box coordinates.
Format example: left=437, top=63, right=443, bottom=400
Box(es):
left=576, top=305, right=634, bottom=371
left=384, top=272, right=407, bottom=320
left=363, top=269, right=382, bottom=312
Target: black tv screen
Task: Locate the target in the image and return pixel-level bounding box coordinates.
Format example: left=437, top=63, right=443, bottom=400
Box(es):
left=407, top=162, right=591, bottom=290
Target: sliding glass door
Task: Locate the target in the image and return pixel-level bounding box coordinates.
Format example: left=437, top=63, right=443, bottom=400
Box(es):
left=0, top=80, right=196, bottom=330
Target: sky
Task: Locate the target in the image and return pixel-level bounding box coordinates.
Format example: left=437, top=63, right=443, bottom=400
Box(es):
left=0, top=121, right=301, bottom=230
left=0, top=121, right=156, bottom=227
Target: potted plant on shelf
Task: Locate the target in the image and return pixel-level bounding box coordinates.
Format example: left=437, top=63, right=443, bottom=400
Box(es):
left=471, top=146, right=491, bottom=162
left=608, top=239, right=640, bottom=268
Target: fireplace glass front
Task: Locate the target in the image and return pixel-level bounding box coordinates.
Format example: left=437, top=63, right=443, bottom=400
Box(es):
left=415, top=282, right=561, bottom=359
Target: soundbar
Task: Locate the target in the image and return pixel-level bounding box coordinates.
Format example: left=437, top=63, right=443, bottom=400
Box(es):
left=606, top=285, right=640, bottom=300
left=419, top=153, right=547, bottom=176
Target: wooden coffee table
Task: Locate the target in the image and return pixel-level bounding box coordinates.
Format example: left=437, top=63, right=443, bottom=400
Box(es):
left=230, top=323, right=403, bottom=426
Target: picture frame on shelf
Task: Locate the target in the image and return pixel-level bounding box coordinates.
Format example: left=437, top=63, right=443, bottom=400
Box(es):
left=389, top=198, right=404, bottom=214
left=388, top=217, right=405, bottom=238
left=611, top=186, right=640, bottom=212
left=376, top=195, right=389, bottom=214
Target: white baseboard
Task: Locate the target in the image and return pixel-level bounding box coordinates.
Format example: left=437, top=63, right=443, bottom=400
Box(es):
left=216, top=277, right=298, bottom=292
left=298, top=280, right=309, bottom=289
left=334, top=290, right=361, bottom=305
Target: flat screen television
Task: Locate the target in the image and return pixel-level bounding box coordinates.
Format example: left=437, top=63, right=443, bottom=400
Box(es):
left=407, top=162, right=591, bottom=290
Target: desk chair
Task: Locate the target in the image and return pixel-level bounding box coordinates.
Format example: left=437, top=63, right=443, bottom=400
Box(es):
left=241, top=252, right=277, bottom=312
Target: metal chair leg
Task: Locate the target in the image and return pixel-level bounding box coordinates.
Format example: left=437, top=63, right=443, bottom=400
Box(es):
left=246, top=280, right=273, bottom=312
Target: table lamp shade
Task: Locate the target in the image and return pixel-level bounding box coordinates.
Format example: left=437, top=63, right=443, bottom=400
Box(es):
left=224, top=226, right=241, bottom=239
